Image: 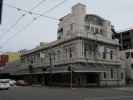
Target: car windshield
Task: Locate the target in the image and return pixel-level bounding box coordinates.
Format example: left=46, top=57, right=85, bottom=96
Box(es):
left=0, top=81, right=9, bottom=83
left=0, top=79, right=9, bottom=83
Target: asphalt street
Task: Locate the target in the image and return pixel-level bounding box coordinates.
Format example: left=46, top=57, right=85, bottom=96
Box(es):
left=0, top=86, right=133, bottom=100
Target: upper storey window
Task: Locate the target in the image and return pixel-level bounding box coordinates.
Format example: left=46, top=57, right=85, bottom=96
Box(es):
left=57, top=28, right=63, bottom=40
left=84, top=14, right=105, bottom=26
left=84, top=14, right=105, bottom=35
left=70, top=23, right=74, bottom=31
left=85, top=24, right=103, bottom=35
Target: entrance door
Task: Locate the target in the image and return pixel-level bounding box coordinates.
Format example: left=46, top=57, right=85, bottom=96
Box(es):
left=86, top=73, right=99, bottom=86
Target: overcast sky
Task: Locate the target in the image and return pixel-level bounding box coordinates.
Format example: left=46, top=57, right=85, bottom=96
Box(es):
left=0, top=0, right=133, bottom=52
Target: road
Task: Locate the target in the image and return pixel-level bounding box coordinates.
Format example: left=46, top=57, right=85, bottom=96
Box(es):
left=0, top=86, right=133, bottom=100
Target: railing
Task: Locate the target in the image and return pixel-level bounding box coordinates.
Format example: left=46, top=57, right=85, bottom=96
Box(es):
left=76, top=31, right=119, bottom=45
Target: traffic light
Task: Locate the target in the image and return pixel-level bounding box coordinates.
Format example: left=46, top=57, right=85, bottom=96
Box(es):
left=0, top=0, right=3, bottom=24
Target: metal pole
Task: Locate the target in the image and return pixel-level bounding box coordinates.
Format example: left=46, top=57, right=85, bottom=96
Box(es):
left=120, top=32, right=123, bottom=50
left=70, top=70, right=72, bottom=89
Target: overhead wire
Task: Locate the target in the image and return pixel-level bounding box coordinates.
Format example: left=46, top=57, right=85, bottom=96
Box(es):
left=4, top=3, right=59, bottom=21
left=0, top=0, right=47, bottom=39
left=1, top=19, right=36, bottom=46
left=0, top=0, right=67, bottom=49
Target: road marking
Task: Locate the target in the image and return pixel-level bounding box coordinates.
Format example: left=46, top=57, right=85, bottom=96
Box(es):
left=84, top=98, right=89, bottom=100
left=115, top=88, right=133, bottom=92
left=89, top=96, right=133, bottom=100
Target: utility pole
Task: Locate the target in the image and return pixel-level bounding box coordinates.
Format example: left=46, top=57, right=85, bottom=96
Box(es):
left=49, top=53, right=52, bottom=72
left=0, top=0, right=3, bottom=24
left=68, top=66, right=73, bottom=89
left=49, top=52, right=53, bottom=84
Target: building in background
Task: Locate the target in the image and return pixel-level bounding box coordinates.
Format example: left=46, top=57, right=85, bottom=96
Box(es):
left=0, top=52, right=21, bottom=79
left=14, top=3, right=125, bottom=87
left=0, top=54, right=8, bottom=67
left=113, top=29, right=133, bottom=82
left=0, top=52, right=20, bottom=68
left=3, top=52, right=20, bottom=63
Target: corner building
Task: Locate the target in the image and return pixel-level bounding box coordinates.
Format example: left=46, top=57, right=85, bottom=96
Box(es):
left=20, top=3, right=125, bottom=86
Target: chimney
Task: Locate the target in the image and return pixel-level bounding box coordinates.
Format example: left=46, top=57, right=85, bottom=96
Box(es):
left=72, top=3, right=86, bottom=16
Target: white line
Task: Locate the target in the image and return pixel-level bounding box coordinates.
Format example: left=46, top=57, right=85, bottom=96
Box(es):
left=84, top=96, right=133, bottom=100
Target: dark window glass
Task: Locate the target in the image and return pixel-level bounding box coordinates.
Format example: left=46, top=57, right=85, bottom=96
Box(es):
left=28, top=65, right=33, bottom=73
left=121, top=72, right=124, bottom=80
left=111, top=69, right=113, bottom=79
left=102, top=47, right=107, bottom=59
left=104, top=72, right=106, bottom=79
left=70, top=23, right=74, bottom=30
left=84, top=44, right=87, bottom=57
left=131, top=53, right=133, bottom=58
left=69, top=48, right=72, bottom=58
left=103, top=52, right=106, bottom=59
left=110, top=50, right=113, bottom=59
left=131, top=64, right=133, bottom=69
left=126, top=52, right=130, bottom=59
left=57, top=28, right=63, bottom=40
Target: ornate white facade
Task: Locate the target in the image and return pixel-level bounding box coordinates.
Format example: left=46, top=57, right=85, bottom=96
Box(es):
left=17, top=3, right=125, bottom=86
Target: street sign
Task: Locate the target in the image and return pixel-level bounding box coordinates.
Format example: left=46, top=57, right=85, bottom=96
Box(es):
left=0, top=0, right=3, bottom=24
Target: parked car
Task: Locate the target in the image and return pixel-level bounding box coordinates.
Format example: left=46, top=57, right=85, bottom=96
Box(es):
left=0, top=79, right=10, bottom=90
left=16, top=80, right=32, bottom=86
left=9, top=80, right=16, bottom=86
